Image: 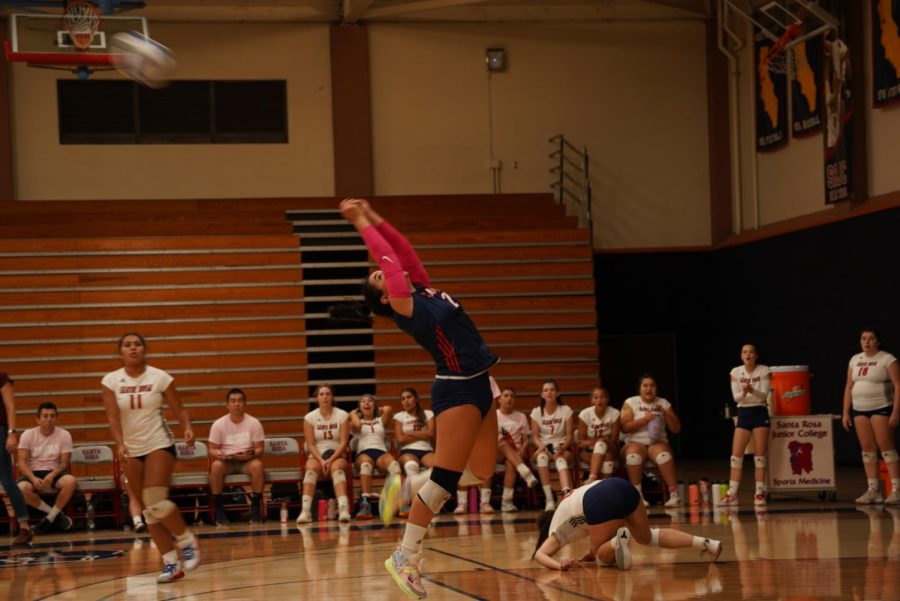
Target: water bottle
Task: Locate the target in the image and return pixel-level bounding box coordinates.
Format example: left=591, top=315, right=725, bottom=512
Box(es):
left=280, top=501, right=288, bottom=524
left=86, top=502, right=95, bottom=530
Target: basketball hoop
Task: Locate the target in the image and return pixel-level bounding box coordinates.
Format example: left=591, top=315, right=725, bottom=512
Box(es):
left=62, top=1, right=101, bottom=51
left=763, top=22, right=804, bottom=78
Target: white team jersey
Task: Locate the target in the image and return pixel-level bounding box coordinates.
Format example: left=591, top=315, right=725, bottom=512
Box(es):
left=622, top=396, right=672, bottom=446
left=730, top=364, right=771, bottom=408
left=850, top=351, right=898, bottom=411
left=394, top=410, right=435, bottom=452
left=305, top=407, right=349, bottom=453
left=548, top=479, right=603, bottom=547
left=578, top=406, right=620, bottom=441
left=101, top=366, right=175, bottom=457
left=355, top=415, right=389, bottom=453
left=530, top=404, right=574, bottom=447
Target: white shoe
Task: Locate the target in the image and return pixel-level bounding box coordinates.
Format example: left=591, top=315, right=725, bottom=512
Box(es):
left=664, top=493, right=682, bottom=508
left=338, top=509, right=351, bottom=522
left=480, top=503, right=494, bottom=514
left=613, top=527, right=632, bottom=570
left=753, top=492, right=767, bottom=506
left=544, top=499, right=556, bottom=512
left=157, top=560, right=184, bottom=583
left=454, top=503, right=467, bottom=514
left=701, top=538, right=723, bottom=562
left=855, top=489, right=885, bottom=504
left=884, top=489, right=900, bottom=505
left=525, top=473, right=539, bottom=488
left=719, top=493, right=738, bottom=507
left=500, top=501, right=517, bottom=512
left=384, top=548, right=426, bottom=600
left=296, top=510, right=312, bottom=524
left=176, top=534, right=200, bottom=572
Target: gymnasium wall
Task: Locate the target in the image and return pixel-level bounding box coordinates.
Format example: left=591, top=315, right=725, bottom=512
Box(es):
left=595, top=205, right=900, bottom=463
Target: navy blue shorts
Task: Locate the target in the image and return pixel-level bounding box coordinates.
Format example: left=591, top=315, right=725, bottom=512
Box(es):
left=399, top=448, right=432, bottom=461
left=359, top=448, right=388, bottom=463
left=132, top=445, right=177, bottom=462
left=736, top=406, right=770, bottom=431
left=852, top=406, right=892, bottom=419
left=17, top=470, right=69, bottom=486
left=583, top=477, right=642, bottom=525
left=430, top=372, right=494, bottom=417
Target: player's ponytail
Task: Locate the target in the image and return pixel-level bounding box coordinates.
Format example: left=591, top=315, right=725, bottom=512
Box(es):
left=328, top=300, right=373, bottom=324
left=532, top=510, right=556, bottom=559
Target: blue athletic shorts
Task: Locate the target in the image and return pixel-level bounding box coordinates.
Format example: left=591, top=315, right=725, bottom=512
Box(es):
left=851, top=406, right=892, bottom=419
left=583, top=477, right=641, bottom=525
left=430, top=372, right=494, bottom=417
left=359, top=448, right=388, bottom=462
left=736, top=406, right=770, bottom=431
left=399, top=448, right=431, bottom=461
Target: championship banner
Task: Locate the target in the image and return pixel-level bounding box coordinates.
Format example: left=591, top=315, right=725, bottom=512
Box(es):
left=792, top=36, right=823, bottom=137
left=823, top=33, right=853, bottom=204
left=755, top=27, right=788, bottom=150
left=768, top=415, right=835, bottom=493
left=873, top=0, right=900, bottom=108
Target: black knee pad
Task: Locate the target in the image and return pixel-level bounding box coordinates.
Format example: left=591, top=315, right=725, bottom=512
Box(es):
left=431, top=466, right=463, bottom=492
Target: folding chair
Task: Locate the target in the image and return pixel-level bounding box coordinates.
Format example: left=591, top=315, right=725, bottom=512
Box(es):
left=70, top=445, right=122, bottom=529
left=170, top=441, right=212, bottom=525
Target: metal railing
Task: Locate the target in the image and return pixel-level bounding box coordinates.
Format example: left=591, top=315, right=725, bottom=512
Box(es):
left=549, top=134, right=592, bottom=232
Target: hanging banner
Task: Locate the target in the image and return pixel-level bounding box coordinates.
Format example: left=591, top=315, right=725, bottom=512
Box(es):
left=873, top=0, right=900, bottom=107
left=792, top=36, right=824, bottom=137
left=755, top=27, right=788, bottom=151
left=768, top=415, right=835, bottom=493
left=823, top=33, right=853, bottom=204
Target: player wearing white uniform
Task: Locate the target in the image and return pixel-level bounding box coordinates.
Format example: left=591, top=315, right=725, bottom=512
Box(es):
left=842, top=329, right=900, bottom=504
left=350, top=394, right=401, bottom=519
left=532, top=477, right=722, bottom=571
left=722, top=344, right=772, bottom=507
left=577, top=387, right=620, bottom=483
left=100, top=333, right=199, bottom=583
left=298, top=384, right=352, bottom=523
left=620, top=375, right=682, bottom=508
left=393, top=388, right=436, bottom=518
left=530, top=379, right=575, bottom=511
left=496, top=386, right=539, bottom=511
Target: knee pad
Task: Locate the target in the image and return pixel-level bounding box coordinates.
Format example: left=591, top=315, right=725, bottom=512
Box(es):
left=387, top=461, right=401, bottom=476
left=417, top=479, right=452, bottom=514
left=555, top=458, right=569, bottom=472
left=332, top=469, right=347, bottom=486
left=883, top=449, right=899, bottom=463
left=404, top=461, right=420, bottom=475
left=730, top=455, right=743, bottom=469
left=602, top=461, right=615, bottom=475
left=536, top=453, right=550, bottom=468
left=654, top=452, right=672, bottom=465
left=359, top=462, right=373, bottom=476
left=862, top=451, right=878, bottom=464
left=649, top=527, right=661, bottom=547
left=754, top=455, right=767, bottom=469
left=625, top=453, right=644, bottom=466
left=142, top=487, right=175, bottom=524
left=593, top=441, right=608, bottom=455
left=303, top=470, right=319, bottom=485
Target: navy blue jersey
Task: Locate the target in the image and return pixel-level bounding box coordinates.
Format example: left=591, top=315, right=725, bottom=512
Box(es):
left=394, top=286, right=498, bottom=378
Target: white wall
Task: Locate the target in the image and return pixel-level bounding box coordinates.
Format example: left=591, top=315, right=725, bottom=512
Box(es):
left=369, top=22, right=713, bottom=249
left=10, top=23, right=335, bottom=200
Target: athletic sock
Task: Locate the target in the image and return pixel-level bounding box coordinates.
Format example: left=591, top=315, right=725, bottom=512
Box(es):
left=301, top=495, right=312, bottom=513
left=502, top=487, right=514, bottom=501
left=47, top=507, right=61, bottom=521
left=457, top=489, right=467, bottom=506
left=480, top=488, right=491, bottom=504
left=400, top=523, right=428, bottom=557
left=728, top=480, right=740, bottom=495
left=516, top=463, right=532, bottom=479
left=868, top=479, right=880, bottom=492
left=38, top=501, right=53, bottom=514
left=691, top=535, right=706, bottom=549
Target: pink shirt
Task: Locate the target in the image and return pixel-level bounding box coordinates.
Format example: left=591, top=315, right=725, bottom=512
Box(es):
left=208, top=413, right=265, bottom=456
left=19, top=426, right=74, bottom=472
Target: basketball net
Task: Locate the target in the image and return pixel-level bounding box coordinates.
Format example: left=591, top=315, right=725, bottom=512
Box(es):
left=763, top=22, right=804, bottom=79
left=62, top=1, right=101, bottom=51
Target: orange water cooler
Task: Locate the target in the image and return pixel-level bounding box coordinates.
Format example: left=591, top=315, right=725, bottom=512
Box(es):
left=770, top=365, right=812, bottom=416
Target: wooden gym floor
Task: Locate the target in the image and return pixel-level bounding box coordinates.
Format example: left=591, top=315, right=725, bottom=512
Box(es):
left=1, top=494, right=898, bottom=601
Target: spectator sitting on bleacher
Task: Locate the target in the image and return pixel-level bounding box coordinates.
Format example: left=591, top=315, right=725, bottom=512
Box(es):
left=393, top=387, right=435, bottom=518
left=16, top=401, right=75, bottom=534
left=577, top=386, right=621, bottom=483
left=349, top=393, right=401, bottom=519
left=208, top=388, right=266, bottom=525
left=497, top=384, right=538, bottom=512
left=530, top=379, right=575, bottom=511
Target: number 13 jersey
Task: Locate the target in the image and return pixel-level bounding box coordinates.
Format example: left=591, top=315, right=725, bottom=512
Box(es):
left=101, top=366, right=175, bottom=457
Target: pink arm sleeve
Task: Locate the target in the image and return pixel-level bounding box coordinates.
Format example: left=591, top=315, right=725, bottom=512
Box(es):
left=375, top=220, right=430, bottom=287
left=359, top=226, right=412, bottom=299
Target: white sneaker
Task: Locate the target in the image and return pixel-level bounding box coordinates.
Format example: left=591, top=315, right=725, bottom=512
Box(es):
left=453, top=503, right=467, bottom=514
left=612, top=527, right=632, bottom=570
left=719, top=493, right=738, bottom=507
left=479, top=502, right=494, bottom=514
left=701, top=538, right=723, bottom=562
left=157, top=560, right=184, bottom=583
left=296, top=510, right=312, bottom=524
left=544, top=500, right=556, bottom=512
left=384, top=547, right=426, bottom=600
left=664, top=492, right=682, bottom=508
left=176, top=534, right=201, bottom=572
left=855, top=489, right=885, bottom=504
left=500, top=501, right=517, bottom=512
left=885, top=489, right=900, bottom=505
left=525, top=473, right=539, bottom=488
left=338, top=509, right=351, bottom=522
left=754, top=492, right=767, bottom=506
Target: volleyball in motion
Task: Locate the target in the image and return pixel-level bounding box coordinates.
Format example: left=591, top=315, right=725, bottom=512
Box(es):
left=110, top=31, right=177, bottom=88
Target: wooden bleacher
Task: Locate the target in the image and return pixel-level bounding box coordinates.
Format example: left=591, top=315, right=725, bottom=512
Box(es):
left=0, top=194, right=599, bottom=480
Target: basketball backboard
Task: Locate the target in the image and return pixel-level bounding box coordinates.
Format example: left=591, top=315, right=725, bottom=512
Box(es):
left=723, top=0, right=838, bottom=44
